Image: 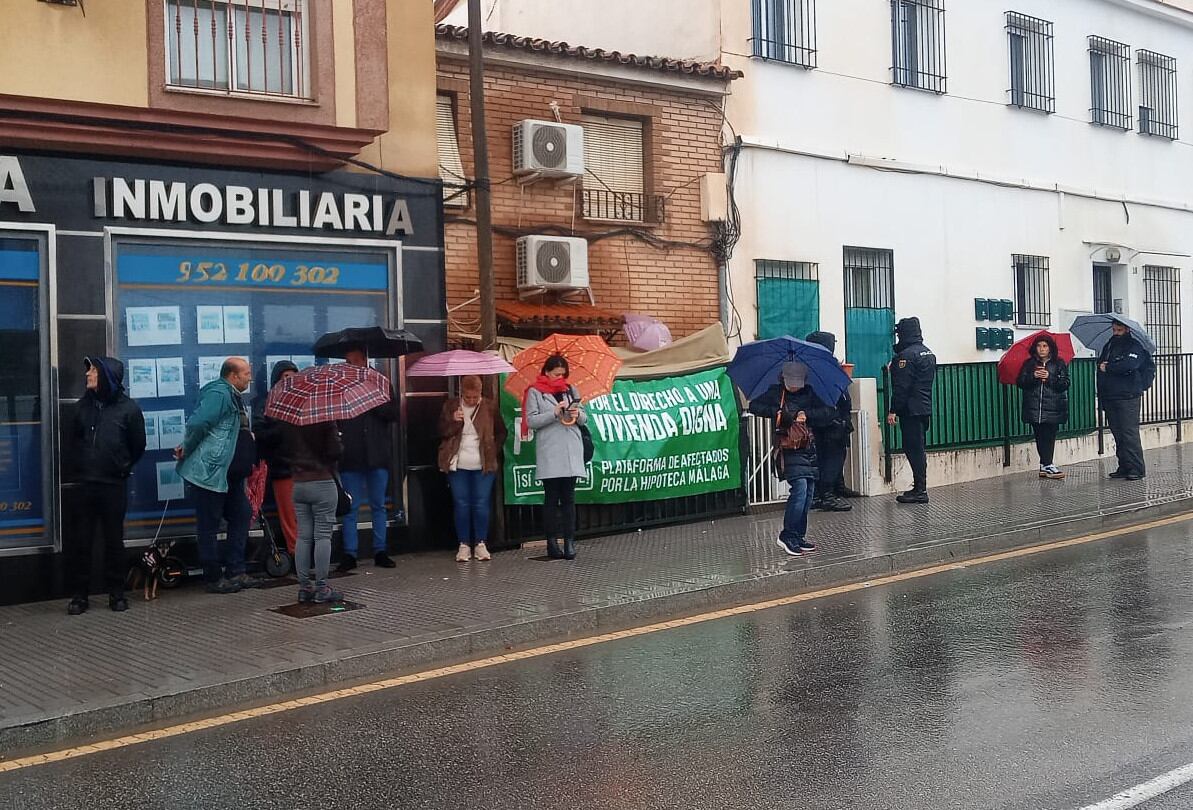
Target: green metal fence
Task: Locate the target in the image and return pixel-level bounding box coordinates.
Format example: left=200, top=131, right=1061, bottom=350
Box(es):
left=881, top=358, right=1099, bottom=479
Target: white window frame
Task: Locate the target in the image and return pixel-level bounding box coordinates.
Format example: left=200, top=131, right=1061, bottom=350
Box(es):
left=164, top=0, right=311, bottom=100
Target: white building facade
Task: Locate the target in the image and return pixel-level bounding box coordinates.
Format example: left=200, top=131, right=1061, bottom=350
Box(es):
left=441, top=0, right=1193, bottom=488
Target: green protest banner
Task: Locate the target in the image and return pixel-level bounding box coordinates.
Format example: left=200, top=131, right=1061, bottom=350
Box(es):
left=502, top=367, right=741, bottom=505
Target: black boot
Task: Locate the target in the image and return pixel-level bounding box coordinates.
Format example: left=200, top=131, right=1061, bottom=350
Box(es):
left=820, top=495, right=853, bottom=512
left=546, top=537, right=564, bottom=559
left=809, top=495, right=826, bottom=511
left=563, top=537, right=576, bottom=560
left=836, top=484, right=862, bottom=498
left=896, top=488, right=929, bottom=504
left=67, top=597, right=89, bottom=616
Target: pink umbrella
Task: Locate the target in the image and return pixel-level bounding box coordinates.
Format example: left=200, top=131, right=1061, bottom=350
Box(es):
left=406, top=349, right=515, bottom=377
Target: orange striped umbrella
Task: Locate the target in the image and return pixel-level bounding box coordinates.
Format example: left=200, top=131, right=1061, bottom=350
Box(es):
left=503, top=333, right=622, bottom=403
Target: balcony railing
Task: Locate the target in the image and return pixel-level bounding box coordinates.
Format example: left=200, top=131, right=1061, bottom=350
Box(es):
left=579, top=189, right=665, bottom=224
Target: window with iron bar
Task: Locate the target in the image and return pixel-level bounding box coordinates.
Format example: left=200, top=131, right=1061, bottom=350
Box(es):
left=1089, top=35, right=1132, bottom=130
left=1006, top=12, right=1054, bottom=113
left=1013, top=255, right=1050, bottom=327
left=1138, top=50, right=1178, bottom=140
left=436, top=95, right=469, bottom=208
left=1144, top=266, right=1181, bottom=355
left=843, top=248, right=895, bottom=310
left=755, top=261, right=820, bottom=340
left=580, top=114, right=663, bottom=224
left=166, top=0, right=310, bottom=99
left=1093, top=265, right=1113, bottom=314
left=890, top=0, right=946, bottom=94
left=750, top=0, right=817, bottom=68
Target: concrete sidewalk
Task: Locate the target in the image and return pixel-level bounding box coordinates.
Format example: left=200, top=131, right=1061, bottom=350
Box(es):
left=4, top=444, right=1193, bottom=752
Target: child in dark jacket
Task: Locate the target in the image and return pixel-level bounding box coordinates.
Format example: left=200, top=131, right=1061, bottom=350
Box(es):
left=748, top=362, right=838, bottom=556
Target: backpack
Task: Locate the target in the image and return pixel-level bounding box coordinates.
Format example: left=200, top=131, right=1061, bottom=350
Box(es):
left=1138, top=353, right=1157, bottom=393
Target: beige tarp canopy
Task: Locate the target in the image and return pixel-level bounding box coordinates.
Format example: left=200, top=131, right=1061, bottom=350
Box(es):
left=495, top=324, right=731, bottom=380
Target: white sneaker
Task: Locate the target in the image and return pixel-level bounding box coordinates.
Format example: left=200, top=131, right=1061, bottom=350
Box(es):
left=474, top=541, right=492, bottom=561
left=1043, top=465, right=1066, bottom=480
left=455, top=543, right=472, bottom=562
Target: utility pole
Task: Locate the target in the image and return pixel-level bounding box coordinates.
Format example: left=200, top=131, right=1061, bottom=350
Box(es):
left=467, top=0, right=496, bottom=350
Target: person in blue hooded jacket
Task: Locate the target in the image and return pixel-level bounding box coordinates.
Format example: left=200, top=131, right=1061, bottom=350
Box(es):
left=174, top=357, right=261, bottom=594
left=66, top=356, right=146, bottom=615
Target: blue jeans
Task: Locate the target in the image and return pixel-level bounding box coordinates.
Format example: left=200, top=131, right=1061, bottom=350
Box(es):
left=781, top=477, right=815, bottom=546
left=340, top=467, right=389, bottom=557
left=448, top=469, right=496, bottom=544
left=191, top=480, right=250, bottom=583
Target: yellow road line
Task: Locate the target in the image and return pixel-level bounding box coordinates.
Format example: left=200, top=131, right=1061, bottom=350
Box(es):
left=2, top=508, right=1191, bottom=775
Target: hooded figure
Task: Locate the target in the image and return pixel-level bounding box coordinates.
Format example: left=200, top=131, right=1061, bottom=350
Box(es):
left=75, top=357, right=147, bottom=485
left=1016, top=334, right=1071, bottom=480
left=888, top=317, right=937, bottom=504
left=66, top=356, right=147, bottom=616
left=804, top=331, right=854, bottom=510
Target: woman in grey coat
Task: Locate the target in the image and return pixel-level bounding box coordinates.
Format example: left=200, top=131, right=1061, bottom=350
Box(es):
left=522, top=355, right=587, bottom=560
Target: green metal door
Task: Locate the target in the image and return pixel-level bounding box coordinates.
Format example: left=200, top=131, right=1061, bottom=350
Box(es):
left=843, top=247, right=896, bottom=412
left=755, top=260, right=820, bottom=340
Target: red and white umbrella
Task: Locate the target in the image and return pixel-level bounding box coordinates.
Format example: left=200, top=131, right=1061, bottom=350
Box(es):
left=406, top=349, right=515, bottom=377
left=265, top=363, right=392, bottom=426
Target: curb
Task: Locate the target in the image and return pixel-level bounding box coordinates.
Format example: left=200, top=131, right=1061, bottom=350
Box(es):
left=4, top=493, right=1191, bottom=753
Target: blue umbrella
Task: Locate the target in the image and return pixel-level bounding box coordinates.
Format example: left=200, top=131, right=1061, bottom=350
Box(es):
left=728, top=336, right=851, bottom=406
left=1070, top=314, right=1158, bottom=355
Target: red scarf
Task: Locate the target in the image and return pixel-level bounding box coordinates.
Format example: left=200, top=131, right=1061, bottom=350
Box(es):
left=521, top=375, right=572, bottom=438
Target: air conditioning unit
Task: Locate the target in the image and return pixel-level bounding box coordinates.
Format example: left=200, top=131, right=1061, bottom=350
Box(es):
left=512, top=120, right=584, bottom=178
left=516, top=236, right=589, bottom=290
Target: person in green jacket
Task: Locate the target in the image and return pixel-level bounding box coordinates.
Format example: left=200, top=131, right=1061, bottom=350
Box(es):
left=174, top=357, right=261, bottom=594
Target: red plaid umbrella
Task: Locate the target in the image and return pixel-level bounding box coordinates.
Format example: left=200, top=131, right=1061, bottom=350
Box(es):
left=265, top=363, right=392, bottom=426
left=246, top=461, right=269, bottom=523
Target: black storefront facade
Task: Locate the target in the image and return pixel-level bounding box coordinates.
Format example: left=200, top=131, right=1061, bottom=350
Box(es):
left=0, top=151, right=447, bottom=604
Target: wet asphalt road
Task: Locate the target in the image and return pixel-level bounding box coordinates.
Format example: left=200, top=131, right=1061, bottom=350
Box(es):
left=6, top=521, right=1193, bottom=810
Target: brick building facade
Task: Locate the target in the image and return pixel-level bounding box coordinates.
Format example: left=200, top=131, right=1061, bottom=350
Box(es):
left=435, top=26, right=738, bottom=343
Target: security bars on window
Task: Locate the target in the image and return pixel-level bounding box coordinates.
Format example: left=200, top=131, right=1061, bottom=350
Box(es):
left=890, top=0, right=946, bottom=94
left=1144, top=266, right=1181, bottom=355
left=1013, top=255, right=1050, bottom=327
left=1138, top=50, right=1179, bottom=140
left=756, top=260, right=818, bottom=283
left=750, top=0, right=817, bottom=68
left=843, top=248, right=895, bottom=310
left=166, top=0, right=309, bottom=99
left=1006, top=12, right=1054, bottom=113
left=1089, top=35, right=1132, bottom=130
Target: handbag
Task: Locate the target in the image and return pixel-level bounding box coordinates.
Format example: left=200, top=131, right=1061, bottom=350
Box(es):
left=579, top=423, right=595, bottom=464
left=333, top=473, right=353, bottom=518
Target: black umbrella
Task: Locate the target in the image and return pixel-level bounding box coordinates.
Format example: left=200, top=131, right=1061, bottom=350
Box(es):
left=313, top=326, right=424, bottom=359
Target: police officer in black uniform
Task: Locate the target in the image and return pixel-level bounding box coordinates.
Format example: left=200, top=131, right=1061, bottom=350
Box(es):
left=887, top=317, right=937, bottom=504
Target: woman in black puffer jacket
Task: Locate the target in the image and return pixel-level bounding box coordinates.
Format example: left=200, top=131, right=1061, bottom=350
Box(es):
left=1017, top=334, right=1070, bottom=480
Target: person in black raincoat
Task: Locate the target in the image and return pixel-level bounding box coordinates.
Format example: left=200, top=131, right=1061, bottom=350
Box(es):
left=748, top=362, right=839, bottom=556
left=1098, top=320, right=1155, bottom=481
left=1016, top=334, right=1070, bottom=480
left=804, top=331, right=854, bottom=512
left=887, top=317, right=937, bottom=504
left=66, top=356, right=146, bottom=615
left=337, top=345, right=399, bottom=571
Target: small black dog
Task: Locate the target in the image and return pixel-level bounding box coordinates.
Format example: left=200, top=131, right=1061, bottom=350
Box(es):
left=127, top=538, right=177, bottom=601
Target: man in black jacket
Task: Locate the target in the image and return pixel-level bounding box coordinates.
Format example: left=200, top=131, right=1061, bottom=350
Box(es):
left=804, top=331, right=853, bottom=512
left=887, top=317, right=937, bottom=504
left=66, top=356, right=146, bottom=615
left=1098, top=320, right=1154, bottom=481
left=337, top=345, right=399, bottom=571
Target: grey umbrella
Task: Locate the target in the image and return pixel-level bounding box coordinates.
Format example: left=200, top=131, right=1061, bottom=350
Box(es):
left=1069, top=314, right=1158, bottom=355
